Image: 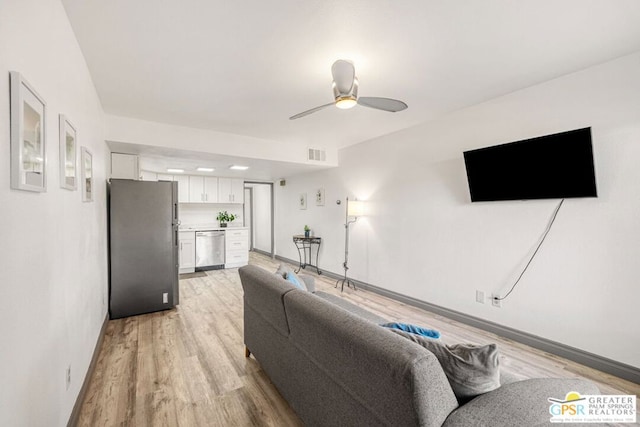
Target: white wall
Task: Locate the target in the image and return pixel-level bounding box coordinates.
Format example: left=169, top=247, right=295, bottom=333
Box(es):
left=275, top=52, right=640, bottom=369
left=0, top=0, right=107, bottom=425
left=106, top=114, right=339, bottom=167
left=179, top=203, right=244, bottom=227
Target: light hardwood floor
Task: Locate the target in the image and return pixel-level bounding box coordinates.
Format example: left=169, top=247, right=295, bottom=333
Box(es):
left=77, top=252, right=639, bottom=426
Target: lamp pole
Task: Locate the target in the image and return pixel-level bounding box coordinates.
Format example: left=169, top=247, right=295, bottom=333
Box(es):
left=336, top=197, right=358, bottom=292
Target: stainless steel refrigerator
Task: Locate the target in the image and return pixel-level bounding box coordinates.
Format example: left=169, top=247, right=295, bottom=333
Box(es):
left=108, top=179, right=179, bottom=319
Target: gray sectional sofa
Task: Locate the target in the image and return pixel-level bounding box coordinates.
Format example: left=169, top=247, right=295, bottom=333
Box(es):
left=239, top=265, right=601, bottom=426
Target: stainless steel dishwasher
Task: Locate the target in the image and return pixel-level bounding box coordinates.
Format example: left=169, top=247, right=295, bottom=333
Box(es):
left=195, top=230, right=225, bottom=270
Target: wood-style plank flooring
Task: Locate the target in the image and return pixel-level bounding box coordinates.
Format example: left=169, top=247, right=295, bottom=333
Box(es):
left=77, top=252, right=639, bottom=426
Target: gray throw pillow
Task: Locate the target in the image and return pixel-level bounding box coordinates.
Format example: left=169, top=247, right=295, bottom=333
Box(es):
left=390, top=329, right=500, bottom=402
left=275, top=264, right=289, bottom=279
left=274, top=264, right=307, bottom=291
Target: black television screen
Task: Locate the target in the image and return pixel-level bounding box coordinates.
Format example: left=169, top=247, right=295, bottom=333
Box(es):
left=463, top=127, right=597, bottom=202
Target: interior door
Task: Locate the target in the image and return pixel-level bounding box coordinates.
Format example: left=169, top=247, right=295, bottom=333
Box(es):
left=244, top=187, right=253, bottom=250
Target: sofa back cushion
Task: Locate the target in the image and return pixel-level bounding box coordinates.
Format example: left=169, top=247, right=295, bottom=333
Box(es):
left=239, top=265, right=296, bottom=337
left=389, top=329, right=501, bottom=403
left=284, top=290, right=459, bottom=427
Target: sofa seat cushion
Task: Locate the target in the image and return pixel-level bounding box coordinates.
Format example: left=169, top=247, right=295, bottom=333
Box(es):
left=443, top=377, right=602, bottom=427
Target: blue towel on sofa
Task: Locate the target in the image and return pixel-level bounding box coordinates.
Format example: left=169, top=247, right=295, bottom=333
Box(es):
left=381, top=322, right=440, bottom=339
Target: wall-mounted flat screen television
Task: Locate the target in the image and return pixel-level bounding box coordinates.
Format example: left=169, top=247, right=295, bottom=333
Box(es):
left=463, top=127, right=597, bottom=202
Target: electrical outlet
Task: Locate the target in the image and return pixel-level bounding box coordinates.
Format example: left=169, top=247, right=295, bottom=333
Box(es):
left=65, top=366, right=71, bottom=390
left=163, top=293, right=168, bottom=304
left=491, top=294, right=502, bottom=308
left=476, top=290, right=485, bottom=304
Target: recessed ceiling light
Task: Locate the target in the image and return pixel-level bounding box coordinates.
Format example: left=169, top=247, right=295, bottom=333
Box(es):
left=196, top=167, right=215, bottom=172
left=229, top=165, right=249, bottom=171
left=167, top=168, right=184, bottom=173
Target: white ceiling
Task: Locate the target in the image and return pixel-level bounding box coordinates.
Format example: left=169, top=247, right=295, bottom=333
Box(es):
left=63, top=0, right=640, bottom=174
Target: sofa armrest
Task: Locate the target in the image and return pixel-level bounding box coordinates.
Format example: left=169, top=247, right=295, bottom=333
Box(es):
left=443, top=377, right=602, bottom=427
left=299, top=274, right=316, bottom=293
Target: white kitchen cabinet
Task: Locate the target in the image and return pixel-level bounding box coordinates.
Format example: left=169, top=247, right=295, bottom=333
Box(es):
left=111, top=153, right=139, bottom=180
left=153, top=174, right=189, bottom=202
left=188, top=176, right=203, bottom=201
left=140, top=170, right=157, bottom=181
left=218, top=178, right=244, bottom=204
left=175, top=175, right=189, bottom=203
left=204, top=177, right=219, bottom=203
left=225, top=228, right=249, bottom=268
left=179, top=231, right=196, bottom=274
left=189, top=176, right=218, bottom=203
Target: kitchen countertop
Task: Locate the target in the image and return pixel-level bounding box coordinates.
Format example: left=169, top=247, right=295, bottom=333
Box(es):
left=179, top=224, right=248, bottom=232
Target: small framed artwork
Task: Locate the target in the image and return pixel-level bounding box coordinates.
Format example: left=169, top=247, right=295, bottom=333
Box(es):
left=299, top=193, right=307, bottom=210
left=59, top=115, right=77, bottom=190
left=315, top=188, right=325, bottom=206
left=10, top=71, right=47, bottom=192
left=81, top=147, right=93, bottom=202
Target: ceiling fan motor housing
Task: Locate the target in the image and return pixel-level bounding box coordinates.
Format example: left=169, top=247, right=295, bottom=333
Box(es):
left=289, top=59, right=406, bottom=119
left=333, top=77, right=358, bottom=108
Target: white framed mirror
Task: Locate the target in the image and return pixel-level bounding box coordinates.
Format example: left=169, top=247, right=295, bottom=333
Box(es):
left=81, top=147, right=93, bottom=202
left=59, top=115, right=77, bottom=191
left=10, top=71, right=47, bottom=192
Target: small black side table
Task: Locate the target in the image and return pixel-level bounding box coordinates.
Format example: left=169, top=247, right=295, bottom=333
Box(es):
left=293, top=235, right=322, bottom=275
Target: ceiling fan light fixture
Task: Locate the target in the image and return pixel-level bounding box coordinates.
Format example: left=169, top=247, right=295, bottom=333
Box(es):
left=335, top=96, right=357, bottom=109
left=289, top=61, right=406, bottom=120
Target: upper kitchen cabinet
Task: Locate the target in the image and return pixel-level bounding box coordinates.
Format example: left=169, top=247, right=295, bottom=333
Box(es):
left=218, top=178, right=244, bottom=204
left=189, top=176, right=218, bottom=203
left=155, top=174, right=189, bottom=203
left=140, top=170, right=157, bottom=181
left=137, top=172, right=239, bottom=204
left=111, top=153, right=139, bottom=180
left=175, top=175, right=189, bottom=203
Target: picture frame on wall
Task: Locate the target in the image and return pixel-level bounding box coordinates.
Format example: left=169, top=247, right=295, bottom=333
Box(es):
left=59, top=115, right=77, bottom=190
left=81, top=147, right=93, bottom=202
left=315, top=188, right=325, bottom=206
left=299, top=193, right=307, bottom=210
left=10, top=71, right=47, bottom=192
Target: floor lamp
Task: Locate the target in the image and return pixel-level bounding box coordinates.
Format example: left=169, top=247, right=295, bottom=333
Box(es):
left=336, top=197, right=364, bottom=292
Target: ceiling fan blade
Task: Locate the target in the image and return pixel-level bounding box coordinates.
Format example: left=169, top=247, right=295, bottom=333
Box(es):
left=289, top=102, right=334, bottom=120
left=331, top=60, right=355, bottom=94
left=357, top=97, right=408, bottom=112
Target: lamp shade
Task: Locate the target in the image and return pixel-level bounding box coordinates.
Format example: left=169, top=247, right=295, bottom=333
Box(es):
left=347, top=200, right=365, bottom=217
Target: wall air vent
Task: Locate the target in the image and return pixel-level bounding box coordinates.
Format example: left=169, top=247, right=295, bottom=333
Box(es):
left=308, top=148, right=326, bottom=162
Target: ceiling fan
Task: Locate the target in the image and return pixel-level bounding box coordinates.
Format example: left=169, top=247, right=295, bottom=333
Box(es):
left=289, top=59, right=408, bottom=120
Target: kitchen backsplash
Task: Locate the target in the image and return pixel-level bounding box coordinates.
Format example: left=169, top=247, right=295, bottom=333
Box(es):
left=179, top=203, right=244, bottom=226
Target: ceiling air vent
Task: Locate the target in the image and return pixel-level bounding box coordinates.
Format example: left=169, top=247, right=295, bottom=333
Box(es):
left=308, top=148, right=326, bottom=162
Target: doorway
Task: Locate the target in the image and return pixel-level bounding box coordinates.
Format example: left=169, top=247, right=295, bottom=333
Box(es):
left=244, top=182, right=274, bottom=257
